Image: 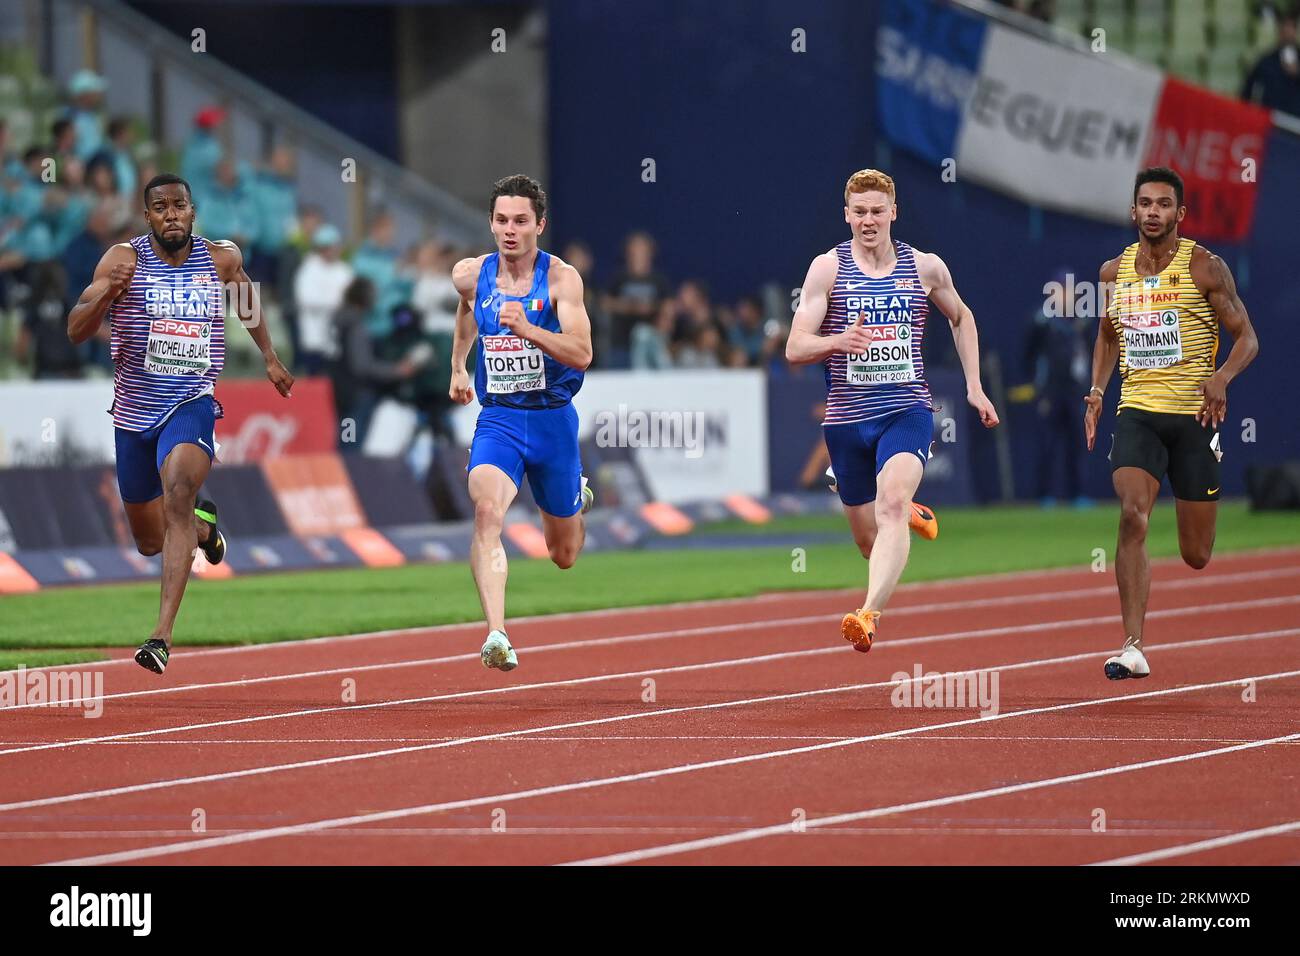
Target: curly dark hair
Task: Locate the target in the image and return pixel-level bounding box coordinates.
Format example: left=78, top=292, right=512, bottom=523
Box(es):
left=489, top=174, right=547, bottom=221
left=1133, top=166, right=1184, bottom=207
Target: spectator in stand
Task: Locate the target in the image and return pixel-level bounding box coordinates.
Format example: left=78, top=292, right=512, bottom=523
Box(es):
left=1024, top=272, right=1090, bottom=507
left=181, top=107, right=226, bottom=204
left=15, top=261, right=81, bottom=379
left=669, top=278, right=717, bottom=348
left=351, top=209, right=405, bottom=331
left=61, top=200, right=116, bottom=370
left=42, top=164, right=92, bottom=259
left=329, top=277, right=419, bottom=451
left=249, top=145, right=298, bottom=284
left=63, top=70, right=107, bottom=163
left=379, top=303, right=454, bottom=442
left=411, top=239, right=459, bottom=334
left=728, top=294, right=767, bottom=367
left=92, top=117, right=139, bottom=211
left=603, top=230, right=670, bottom=368
left=199, top=157, right=258, bottom=248
left=276, top=204, right=323, bottom=361
left=1243, top=13, right=1300, bottom=117
left=561, top=239, right=608, bottom=364
left=83, top=155, right=128, bottom=233
left=0, top=119, right=21, bottom=178
left=676, top=323, right=723, bottom=369
left=631, top=300, right=676, bottom=370
left=293, top=223, right=353, bottom=374
left=50, top=118, right=79, bottom=171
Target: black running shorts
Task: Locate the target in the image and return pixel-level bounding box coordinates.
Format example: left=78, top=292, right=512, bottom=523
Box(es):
left=1109, top=406, right=1221, bottom=502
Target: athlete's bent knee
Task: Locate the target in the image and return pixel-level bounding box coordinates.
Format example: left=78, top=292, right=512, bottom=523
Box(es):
left=474, top=497, right=505, bottom=533
left=135, top=538, right=162, bottom=556
left=875, top=492, right=909, bottom=526
left=549, top=544, right=578, bottom=570
left=1118, top=502, right=1149, bottom=540
left=162, top=482, right=200, bottom=524
left=854, top=534, right=875, bottom=559
left=1180, top=545, right=1212, bottom=570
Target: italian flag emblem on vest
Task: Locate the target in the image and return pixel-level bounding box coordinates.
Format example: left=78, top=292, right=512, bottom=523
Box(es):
left=527, top=298, right=545, bottom=312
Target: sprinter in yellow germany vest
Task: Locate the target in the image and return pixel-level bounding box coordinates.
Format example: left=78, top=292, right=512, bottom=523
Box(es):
left=1084, top=166, right=1259, bottom=682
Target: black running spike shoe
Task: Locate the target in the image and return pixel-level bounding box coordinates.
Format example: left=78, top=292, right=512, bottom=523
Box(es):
left=135, top=638, right=170, bottom=675
left=195, top=498, right=226, bottom=565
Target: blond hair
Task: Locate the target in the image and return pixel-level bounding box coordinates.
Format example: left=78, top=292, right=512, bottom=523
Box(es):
left=844, top=169, right=896, bottom=205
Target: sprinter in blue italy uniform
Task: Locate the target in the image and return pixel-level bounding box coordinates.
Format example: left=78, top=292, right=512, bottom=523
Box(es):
left=449, top=175, right=594, bottom=672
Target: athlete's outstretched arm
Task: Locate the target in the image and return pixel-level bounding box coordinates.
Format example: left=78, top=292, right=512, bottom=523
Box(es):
left=1192, top=248, right=1259, bottom=429
left=209, top=240, right=293, bottom=398
left=1085, top=258, right=1121, bottom=451
left=67, top=243, right=135, bottom=344
left=785, top=252, right=866, bottom=364
left=499, top=261, right=593, bottom=371
left=919, top=251, right=999, bottom=427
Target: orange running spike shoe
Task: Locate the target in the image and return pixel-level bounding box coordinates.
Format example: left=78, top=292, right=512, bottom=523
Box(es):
left=841, top=608, right=879, bottom=653
left=909, top=502, right=938, bottom=540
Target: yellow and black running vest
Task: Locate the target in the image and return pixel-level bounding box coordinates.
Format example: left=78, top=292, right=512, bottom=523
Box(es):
left=1109, top=237, right=1218, bottom=415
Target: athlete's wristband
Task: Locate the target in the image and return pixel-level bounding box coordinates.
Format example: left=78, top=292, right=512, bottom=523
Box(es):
left=1088, top=386, right=1103, bottom=397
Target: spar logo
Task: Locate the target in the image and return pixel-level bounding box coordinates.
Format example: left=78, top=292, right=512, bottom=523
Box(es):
left=482, top=335, right=538, bottom=352
left=150, top=319, right=209, bottom=338
left=1120, top=309, right=1177, bottom=331
left=859, top=323, right=910, bottom=343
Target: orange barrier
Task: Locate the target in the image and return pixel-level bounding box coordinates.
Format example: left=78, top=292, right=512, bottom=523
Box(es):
left=640, top=502, right=693, bottom=536
left=339, top=528, right=405, bottom=568
left=261, top=454, right=368, bottom=537
left=723, top=494, right=772, bottom=524
left=505, top=522, right=550, bottom=558
left=0, top=552, right=40, bottom=593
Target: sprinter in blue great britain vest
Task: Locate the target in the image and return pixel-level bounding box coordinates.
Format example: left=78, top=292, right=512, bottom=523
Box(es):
left=66, top=173, right=294, bottom=675
left=785, top=168, right=1000, bottom=654
left=449, top=174, right=595, bottom=673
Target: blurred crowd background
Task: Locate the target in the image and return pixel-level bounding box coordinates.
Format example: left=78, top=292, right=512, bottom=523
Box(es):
left=2, top=0, right=1298, bottom=504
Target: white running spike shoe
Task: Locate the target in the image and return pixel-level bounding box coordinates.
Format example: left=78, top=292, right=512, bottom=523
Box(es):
left=481, top=630, right=518, bottom=672
left=1104, top=642, right=1150, bottom=680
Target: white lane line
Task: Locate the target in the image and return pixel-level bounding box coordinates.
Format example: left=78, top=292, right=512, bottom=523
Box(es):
left=10, top=590, right=1300, bottom=717
left=11, top=558, right=1297, bottom=673
left=4, top=591, right=1297, bottom=757
left=562, top=735, right=1300, bottom=866
left=0, top=826, right=1239, bottom=841
left=6, top=630, right=1291, bottom=814
left=0, top=825, right=1241, bottom=841
left=36, top=667, right=1300, bottom=865
left=0, top=734, right=1286, bottom=746
left=1089, top=820, right=1300, bottom=866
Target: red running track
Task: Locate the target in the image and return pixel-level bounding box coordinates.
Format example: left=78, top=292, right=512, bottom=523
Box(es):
left=1, top=548, right=1298, bottom=865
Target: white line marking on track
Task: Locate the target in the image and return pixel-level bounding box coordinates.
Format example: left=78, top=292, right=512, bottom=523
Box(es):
left=0, top=734, right=1286, bottom=746
left=10, top=555, right=1297, bottom=673
left=0, top=825, right=1238, bottom=841
left=36, top=667, right=1300, bottom=865
left=1088, top=820, right=1300, bottom=866
left=561, top=734, right=1300, bottom=866
left=3, top=628, right=1297, bottom=815
left=7, top=590, right=1296, bottom=724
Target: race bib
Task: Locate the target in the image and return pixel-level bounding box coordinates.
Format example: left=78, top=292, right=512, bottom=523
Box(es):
left=144, top=318, right=212, bottom=376
left=483, top=335, right=546, bottom=394
left=1120, top=309, right=1182, bottom=370
left=846, top=323, right=916, bottom=385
